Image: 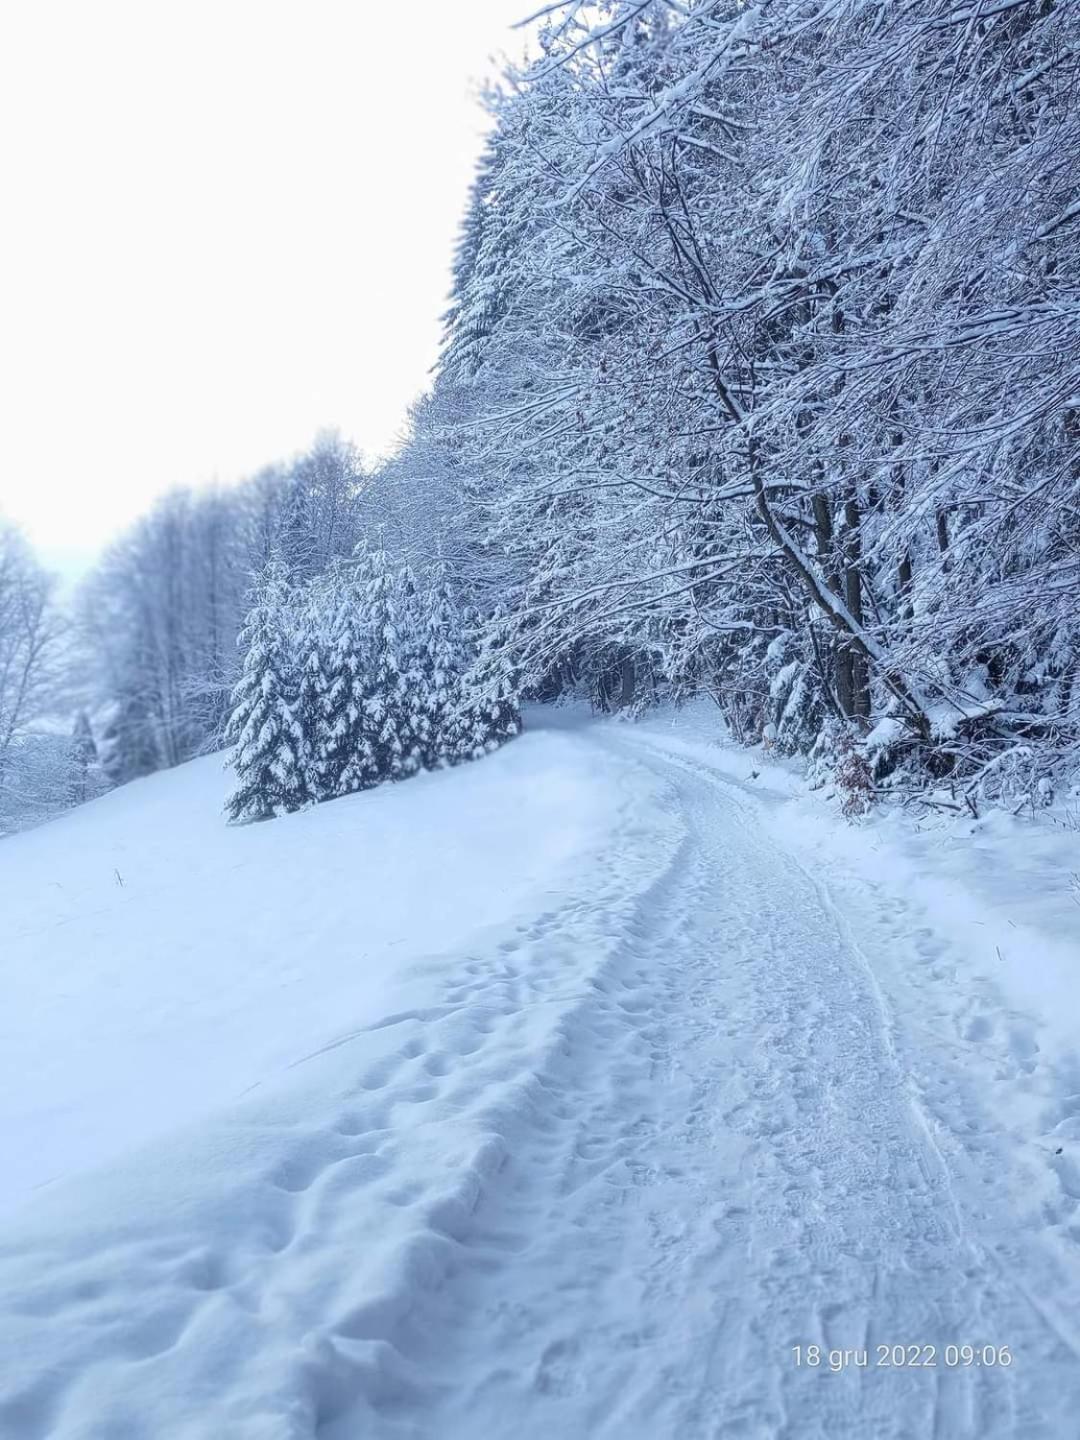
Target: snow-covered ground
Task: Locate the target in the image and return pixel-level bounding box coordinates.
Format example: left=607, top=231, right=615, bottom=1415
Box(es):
left=2, top=710, right=1080, bottom=1438
left=0, top=731, right=618, bottom=1214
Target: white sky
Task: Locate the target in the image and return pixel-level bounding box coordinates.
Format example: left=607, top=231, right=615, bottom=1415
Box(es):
left=0, top=1, right=526, bottom=577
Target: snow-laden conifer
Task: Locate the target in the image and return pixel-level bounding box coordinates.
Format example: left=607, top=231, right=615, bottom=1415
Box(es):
left=354, top=541, right=417, bottom=782
left=293, top=575, right=336, bottom=801
left=322, top=561, right=380, bottom=797
left=225, top=561, right=309, bottom=823
left=413, top=563, right=468, bottom=768
left=69, top=711, right=101, bottom=805
left=453, top=606, right=522, bottom=761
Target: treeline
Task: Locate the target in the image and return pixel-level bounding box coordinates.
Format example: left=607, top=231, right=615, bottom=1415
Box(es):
left=13, top=0, right=1079, bottom=829
left=0, top=521, right=94, bottom=834
left=78, top=431, right=369, bottom=785
left=73, top=425, right=521, bottom=821
left=1, top=418, right=519, bottom=831
left=364, top=0, right=1078, bottom=810
left=2, top=432, right=380, bottom=832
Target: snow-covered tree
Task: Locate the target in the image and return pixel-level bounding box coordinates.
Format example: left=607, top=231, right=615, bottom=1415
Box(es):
left=354, top=541, right=419, bottom=783
left=0, top=522, right=62, bottom=767
left=225, top=561, right=309, bottom=823
left=319, top=563, right=379, bottom=797
left=76, top=436, right=365, bottom=786
left=69, top=711, right=102, bottom=805
left=65, top=0, right=1080, bottom=817
left=0, top=733, right=83, bottom=835
left=293, top=577, right=335, bottom=800
left=412, top=563, right=468, bottom=769
left=454, top=606, right=522, bottom=761
left=415, top=0, right=1080, bottom=805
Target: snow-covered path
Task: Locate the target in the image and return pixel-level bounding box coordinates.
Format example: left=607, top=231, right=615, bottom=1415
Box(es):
left=328, top=726, right=1080, bottom=1440
left=3, top=719, right=1080, bottom=1439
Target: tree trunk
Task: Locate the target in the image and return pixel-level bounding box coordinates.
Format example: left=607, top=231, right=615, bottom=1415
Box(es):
left=618, top=652, right=636, bottom=709
left=841, top=490, right=870, bottom=721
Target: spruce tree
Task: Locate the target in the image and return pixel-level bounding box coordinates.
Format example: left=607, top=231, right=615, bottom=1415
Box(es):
left=392, top=563, right=426, bottom=779
left=356, top=542, right=415, bottom=782
left=414, top=564, right=467, bottom=768
left=322, top=562, right=380, bottom=796
left=97, top=691, right=160, bottom=785
left=293, top=577, right=334, bottom=801
left=225, top=561, right=309, bottom=823
left=453, top=606, right=522, bottom=761
left=69, top=711, right=101, bottom=804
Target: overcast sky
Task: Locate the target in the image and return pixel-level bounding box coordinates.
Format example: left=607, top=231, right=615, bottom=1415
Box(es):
left=0, top=1, right=526, bottom=577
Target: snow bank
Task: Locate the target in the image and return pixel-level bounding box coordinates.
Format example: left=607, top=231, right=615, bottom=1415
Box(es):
left=0, top=725, right=683, bottom=1438
left=0, top=733, right=618, bottom=1213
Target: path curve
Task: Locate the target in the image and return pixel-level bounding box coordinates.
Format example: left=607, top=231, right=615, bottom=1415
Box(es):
left=329, top=724, right=1080, bottom=1440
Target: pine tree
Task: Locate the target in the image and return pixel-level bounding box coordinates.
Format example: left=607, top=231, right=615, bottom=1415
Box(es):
left=293, top=577, right=334, bottom=800
left=356, top=542, right=415, bottom=782
left=225, top=561, right=309, bottom=823
left=392, top=564, right=426, bottom=779
left=413, top=564, right=467, bottom=768
left=321, top=562, right=380, bottom=797
left=69, top=711, right=101, bottom=804
left=453, top=606, right=522, bottom=761
left=97, top=690, right=160, bottom=786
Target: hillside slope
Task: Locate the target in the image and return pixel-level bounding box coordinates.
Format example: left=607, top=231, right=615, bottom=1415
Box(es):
left=1, top=730, right=623, bottom=1214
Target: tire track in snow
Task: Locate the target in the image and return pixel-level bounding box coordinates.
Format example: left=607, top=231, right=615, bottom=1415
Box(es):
left=6, top=729, right=1079, bottom=1439
left=322, top=726, right=1080, bottom=1440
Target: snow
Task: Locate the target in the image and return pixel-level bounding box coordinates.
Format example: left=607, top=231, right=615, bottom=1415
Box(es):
left=0, top=732, right=615, bottom=1216
left=3, top=707, right=1080, bottom=1438
left=631, top=702, right=1080, bottom=1061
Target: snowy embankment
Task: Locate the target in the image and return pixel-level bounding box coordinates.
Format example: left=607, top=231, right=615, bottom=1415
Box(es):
left=0, top=730, right=629, bottom=1213
left=3, top=708, right=1080, bottom=1439
left=0, top=725, right=682, bottom=1438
